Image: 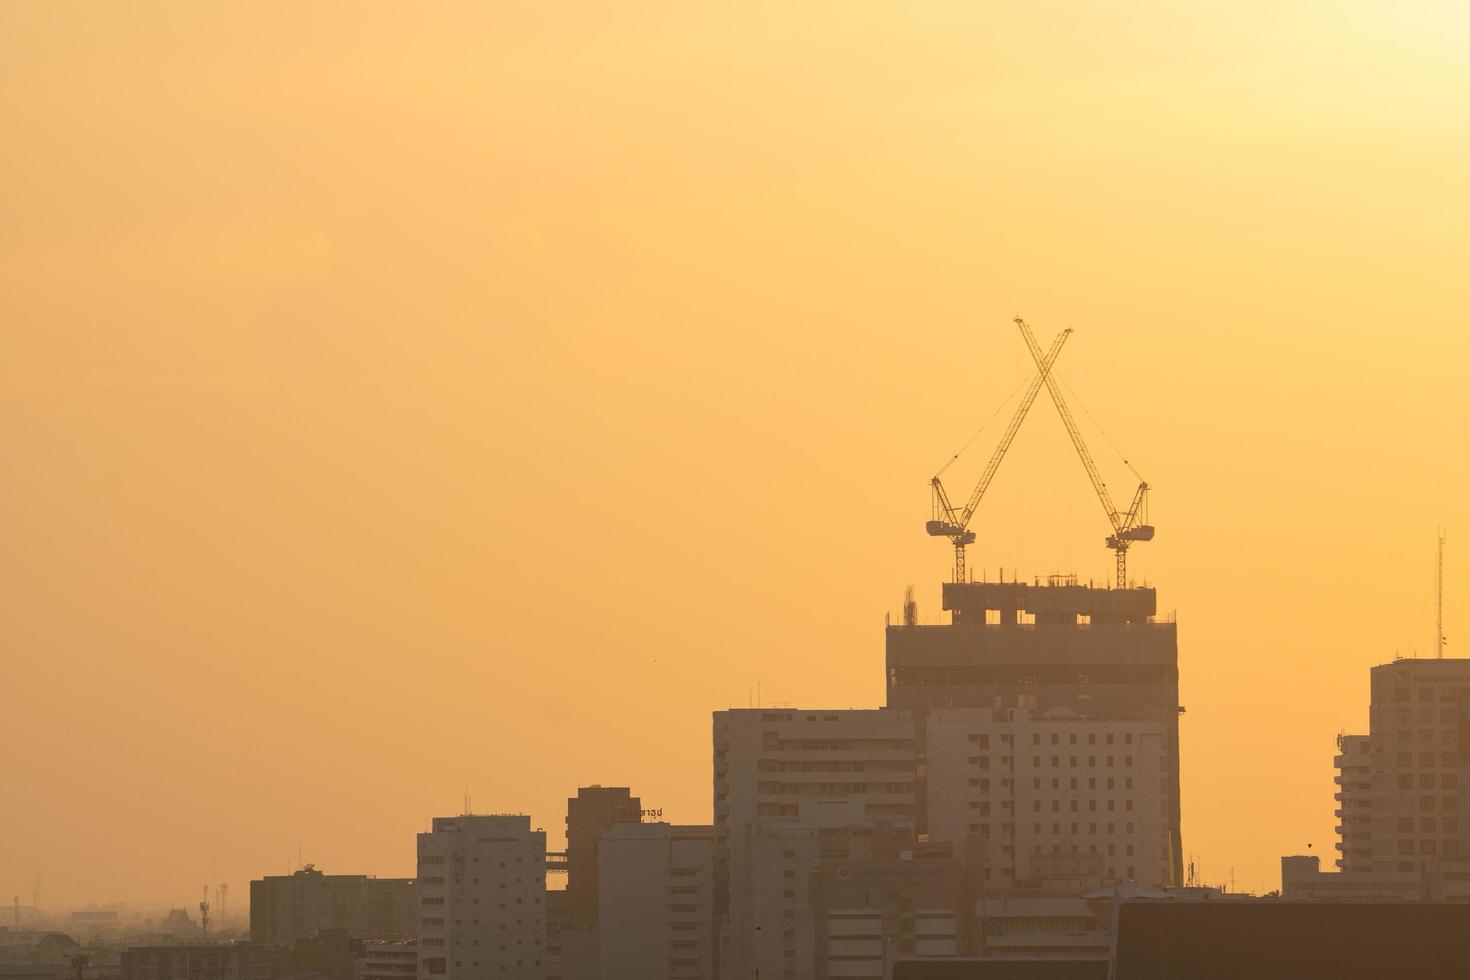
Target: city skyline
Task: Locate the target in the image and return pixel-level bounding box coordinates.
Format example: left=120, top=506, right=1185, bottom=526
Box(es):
left=5, top=1, right=1470, bottom=914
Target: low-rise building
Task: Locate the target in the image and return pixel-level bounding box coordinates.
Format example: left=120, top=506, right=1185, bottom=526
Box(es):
left=355, top=942, right=416, bottom=980
left=251, top=867, right=415, bottom=946
left=118, top=944, right=286, bottom=980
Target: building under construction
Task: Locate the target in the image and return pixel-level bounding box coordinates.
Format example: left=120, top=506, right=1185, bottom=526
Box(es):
left=901, top=319, right=1182, bottom=887
left=887, top=579, right=1183, bottom=887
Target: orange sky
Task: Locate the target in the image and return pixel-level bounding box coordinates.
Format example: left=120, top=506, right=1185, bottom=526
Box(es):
left=2, top=1, right=1468, bottom=905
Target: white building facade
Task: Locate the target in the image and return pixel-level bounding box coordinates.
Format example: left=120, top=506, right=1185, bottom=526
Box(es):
left=417, top=814, right=547, bottom=980
left=925, top=707, right=1171, bottom=888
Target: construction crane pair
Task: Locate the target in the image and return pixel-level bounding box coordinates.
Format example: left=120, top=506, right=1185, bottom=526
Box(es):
left=926, top=318, right=1154, bottom=589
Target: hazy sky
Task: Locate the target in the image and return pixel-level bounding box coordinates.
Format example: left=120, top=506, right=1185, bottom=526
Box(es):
left=3, top=2, right=1468, bottom=906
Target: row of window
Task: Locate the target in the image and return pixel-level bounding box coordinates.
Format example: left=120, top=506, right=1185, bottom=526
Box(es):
left=1398, top=816, right=1459, bottom=833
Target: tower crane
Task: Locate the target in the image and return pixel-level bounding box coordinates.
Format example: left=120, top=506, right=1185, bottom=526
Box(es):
left=1015, top=318, right=1154, bottom=588
left=927, top=327, right=1071, bottom=583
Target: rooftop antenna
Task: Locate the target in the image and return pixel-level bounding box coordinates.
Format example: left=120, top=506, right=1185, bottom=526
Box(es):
left=219, top=883, right=228, bottom=923
left=199, top=884, right=210, bottom=942
left=1438, top=533, right=1447, bottom=659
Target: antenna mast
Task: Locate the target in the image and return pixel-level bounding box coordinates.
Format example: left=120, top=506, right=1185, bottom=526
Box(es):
left=1438, top=533, right=1446, bottom=659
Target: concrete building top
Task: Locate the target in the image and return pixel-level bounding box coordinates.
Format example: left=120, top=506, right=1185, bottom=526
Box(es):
left=942, top=581, right=1157, bottom=625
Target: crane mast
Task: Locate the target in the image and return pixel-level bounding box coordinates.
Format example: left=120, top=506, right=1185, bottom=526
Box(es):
left=1015, top=318, right=1154, bottom=588
left=928, top=328, right=1070, bottom=582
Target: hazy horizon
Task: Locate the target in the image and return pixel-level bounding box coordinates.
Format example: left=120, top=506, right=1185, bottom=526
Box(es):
left=3, top=1, right=1468, bottom=909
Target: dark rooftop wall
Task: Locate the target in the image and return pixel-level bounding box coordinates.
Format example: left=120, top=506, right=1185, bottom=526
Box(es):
left=1115, top=902, right=1470, bottom=980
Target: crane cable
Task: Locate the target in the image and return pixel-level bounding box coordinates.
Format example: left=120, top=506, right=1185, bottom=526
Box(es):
left=932, top=371, right=1035, bottom=479
left=1054, top=369, right=1145, bottom=484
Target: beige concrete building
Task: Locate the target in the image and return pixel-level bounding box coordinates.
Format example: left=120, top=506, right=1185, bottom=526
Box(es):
left=926, top=707, right=1172, bottom=888
left=1362, top=659, right=1470, bottom=872
left=416, top=814, right=547, bottom=980
left=886, top=580, right=1183, bottom=887
left=811, top=835, right=967, bottom=979
left=1333, top=734, right=1373, bottom=871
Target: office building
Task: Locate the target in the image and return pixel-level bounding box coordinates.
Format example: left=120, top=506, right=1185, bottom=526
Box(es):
left=712, top=708, right=918, bottom=980
left=926, top=707, right=1172, bottom=888
left=1334, top=734, right=1373, bottom=872
left=250, top=866, right=415, bottom=945
left=597, top=822, right=715, bottom=980
left=416, top=814, right=547, bottom=980
left=356, top=943, right=417, bottom=980
left=811, top=832, right=968, bottom=979
left=564, top=787, right=642, bottom=930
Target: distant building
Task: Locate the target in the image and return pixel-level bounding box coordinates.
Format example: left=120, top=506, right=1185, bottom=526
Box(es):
left=596, top=823, right=715, bottom=979
left=1327, top=658, right=1470, bottom=888
left=811, top=832, right=969, bottom=978
left=541, top=892, right=567, bottom=980
left=563, top=787, right=642, bottom=930
left=287, top=929, right=361, bottom=980
left=972, top=896, right=1110, bottom=959
left=0, top=933, right=79, bottom=962
left=119, top=945, right=285, bottom=980
left=249, top=867, right=415, bottom=946
left=1334, top=734, right=1374, bottom=871
left=416, top=814, right=546, bottom=980
left=925, top=706, right=1172, bottom=888
left=68, top=911, right=119, bottom=938
left=712, top=707, right=919, bottom=979
left=159, top=910, right=197, bottom=939
left=355, top=942, right=416, bottom=980
left=1280, top=854, right=1422, bottom=901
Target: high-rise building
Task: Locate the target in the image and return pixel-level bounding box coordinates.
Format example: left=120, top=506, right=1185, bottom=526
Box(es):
left=1344, top=659, right=1470, bottom=873
left=596, top=822, right=715, bottom=980
left=1334, top=734, right=1373, bottom=872
left=564, top=786, right=642, bottom=930
left=885, top=580, right=1183, bottom=886
left=926, top=707, right=1172, bottom=887
left=249, top=867, right=415, bottom=946
left=416, top=814, right=547, bottom=980
left=712, top=708, right=918, bottom=979
left=810, top=829, right=969, bottom=978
